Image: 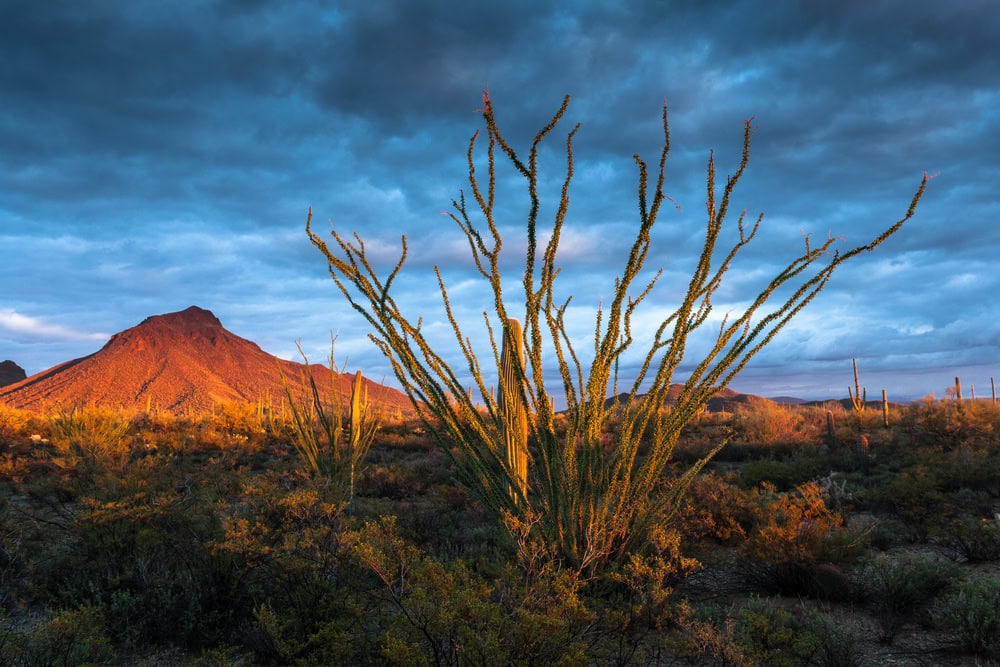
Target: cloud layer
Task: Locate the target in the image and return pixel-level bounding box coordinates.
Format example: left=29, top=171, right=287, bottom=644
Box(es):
left=2, top=0, right=998, bottom=401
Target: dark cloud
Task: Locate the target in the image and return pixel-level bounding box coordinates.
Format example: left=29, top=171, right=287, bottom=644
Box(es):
left=1, top=0, right=997, bottom=400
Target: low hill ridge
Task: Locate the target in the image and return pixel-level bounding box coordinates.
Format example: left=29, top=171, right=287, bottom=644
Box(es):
left=0, top=306, right=413, bottom=415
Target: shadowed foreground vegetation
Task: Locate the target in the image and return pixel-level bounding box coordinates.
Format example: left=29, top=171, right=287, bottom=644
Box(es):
left=1, top=394, right=999, bottom=665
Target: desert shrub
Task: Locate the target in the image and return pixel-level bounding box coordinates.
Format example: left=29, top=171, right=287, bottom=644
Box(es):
left=803, top=610, right=864, bottom=667
left=871, top=464, right=949, bottom=542
left=863, top=516, right=909, bottom=551
left=669, top=600, right=749, bottom=665
left=906, top=395, right=1000, bottom=451
left=581, top=524, right=704, bottom=663
left=673, top=470, right=751, bottom=551
left=738, top=453, right=827, bottom=491
left=47, top=405, right=133, bottom=471
left=737, top=482, right=863, bottom=599
left=674, top=419, right=735, bottom=463
left=731, top=597, right=820, bottom=667
left=682, top=597, right=861, bottom=667
left=941, top=515, right=1000, bottom=562
left=18, top=458, right=248, bottom=650
left=732, top=397, right=821, bottom=448
left=933, top=576, right=1000, bottom=657
left=0, top=494, right=28, bottom=609
left=344, top=516, right=592, bottom=666
left=932, top=445, right=1000, bottom=497
left=375, top=420, right=437, bottom=451
left=209, top=398, right=273, bottom=440
left=211, top=470, right=402, bottom=663
left=0, top=405, right=40, bottom=447
left=860, top=552, right=960, bottom=643
left=2, top=606, right=115, bottom=667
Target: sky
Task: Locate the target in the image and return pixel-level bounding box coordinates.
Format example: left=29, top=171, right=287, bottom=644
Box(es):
left=2, top=0, right=999, bottom=403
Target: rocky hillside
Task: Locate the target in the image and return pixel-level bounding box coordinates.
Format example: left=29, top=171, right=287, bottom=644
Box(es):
left=0, top=306, right=413, bottom=415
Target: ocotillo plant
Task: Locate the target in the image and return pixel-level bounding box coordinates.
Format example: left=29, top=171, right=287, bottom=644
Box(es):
left=307, top=92, right=928, bottom=574
left=498, top=318, right=529, bottom=500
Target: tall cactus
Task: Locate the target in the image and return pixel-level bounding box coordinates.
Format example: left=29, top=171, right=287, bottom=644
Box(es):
left=848, top=357, right=866, bottom=417
left=498, top=318, right=528, bottom=500
left=348, top=369, right=365, bottom=507
left=882, top=389, right=889, bottom=428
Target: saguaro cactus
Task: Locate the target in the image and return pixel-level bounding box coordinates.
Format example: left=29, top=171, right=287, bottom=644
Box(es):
left=882, top=388, right=889, bottom=428
left=349, top=369, right=366, bottom=505
left=498, top=318, right=528, bottom=500
left=848, top=358, right=866, bottom=418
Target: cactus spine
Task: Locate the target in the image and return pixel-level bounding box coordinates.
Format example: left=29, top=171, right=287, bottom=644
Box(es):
left=498, top=318, right=528, bottom=501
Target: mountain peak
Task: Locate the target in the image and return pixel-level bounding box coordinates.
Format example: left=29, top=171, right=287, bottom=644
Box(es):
left=0, top=307, right=413, bottom=414
left=139, top=305, right=222, bottom=332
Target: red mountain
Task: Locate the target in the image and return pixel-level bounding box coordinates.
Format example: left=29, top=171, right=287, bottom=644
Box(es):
left=0, top=306, right=413, bottom=415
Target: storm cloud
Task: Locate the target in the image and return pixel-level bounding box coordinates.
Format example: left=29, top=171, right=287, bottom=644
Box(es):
left=2, top=0, right=998, bottom=401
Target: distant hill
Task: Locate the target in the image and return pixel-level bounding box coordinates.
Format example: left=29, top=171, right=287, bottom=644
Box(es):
left=0, top=306, right=414, bottom=415
left=0, top=360, right=27, bottom=387
left=768, top=395, right=807, bottom=405
left=604, top=385, right=781, bottom=413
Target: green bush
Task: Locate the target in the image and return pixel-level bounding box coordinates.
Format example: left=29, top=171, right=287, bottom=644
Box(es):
left=345, top=516, right=593, bottom=665
left=860, top=552, right=960, bottom=643
left=732, top=597, right=819, bottom=666
left=20, top=459, right=249, bottom=650
left=803, top=610, right=864, bottom=667
left=934, top=576, right=1000, bottom=657
left=941, top=516, right=1000, bottom=562
left=738, top=454, right=827, bottom=491
left=2, top=606, right=116, bottom=667
left=873, top=464, right=948, bottom=542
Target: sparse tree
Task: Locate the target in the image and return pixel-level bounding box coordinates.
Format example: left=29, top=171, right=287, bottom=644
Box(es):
left=307, top=92, right=927, bottom=574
